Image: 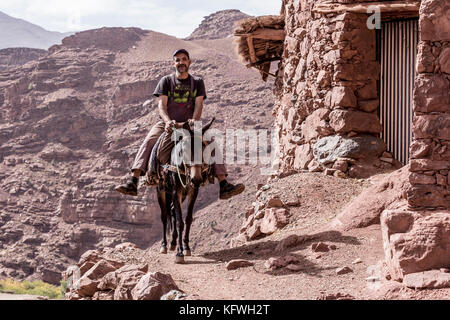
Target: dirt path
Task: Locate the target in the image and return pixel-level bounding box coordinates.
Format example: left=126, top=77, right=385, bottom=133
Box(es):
left=144, top=225, right=385, bottom=300
left=143, top=222, right=450, bottom=300
left=0, top=293, right=46, bottom=300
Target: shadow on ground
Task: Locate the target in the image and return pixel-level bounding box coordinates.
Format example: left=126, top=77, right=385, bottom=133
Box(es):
left=200, top=230, right=361, bottom=277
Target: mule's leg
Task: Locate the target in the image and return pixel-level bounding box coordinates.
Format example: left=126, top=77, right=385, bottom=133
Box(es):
left=173, top=191, right=185, bottom=264
left=169, top=197, right=177, bottom=251
left=183, top=187, right=199, bottom=256
left=157, top=190, right=168, bottom=254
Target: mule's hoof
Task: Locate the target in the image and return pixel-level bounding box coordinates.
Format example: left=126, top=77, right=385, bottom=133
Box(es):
left=160, top=247, right=168, bottom=254
left=183, top=250, right=191, bottom=256
left=175, top=255, right=185, bottom=264
left=170, top=245, right=176, bottom=251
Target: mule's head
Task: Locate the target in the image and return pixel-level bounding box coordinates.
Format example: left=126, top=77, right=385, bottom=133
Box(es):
left=179, top=118, right=215, bottom=186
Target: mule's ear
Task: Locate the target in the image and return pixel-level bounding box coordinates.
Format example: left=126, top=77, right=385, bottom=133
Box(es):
left=202, top=117, right=215, bottom=134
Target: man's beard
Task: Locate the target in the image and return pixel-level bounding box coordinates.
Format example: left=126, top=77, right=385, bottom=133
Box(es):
left=177, top=65, right=189, bottom=73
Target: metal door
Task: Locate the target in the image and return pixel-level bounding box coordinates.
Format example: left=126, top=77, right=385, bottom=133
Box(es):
left=378, top=19, right=419, bottom=165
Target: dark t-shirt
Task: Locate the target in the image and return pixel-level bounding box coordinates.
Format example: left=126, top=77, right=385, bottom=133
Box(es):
left=153, top=74, right=207, bottom=122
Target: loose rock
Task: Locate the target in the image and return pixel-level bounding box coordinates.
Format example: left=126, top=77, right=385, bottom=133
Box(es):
left=226, top=259, right=254, bottom=270
left=336, top=266, right=353, bottom=275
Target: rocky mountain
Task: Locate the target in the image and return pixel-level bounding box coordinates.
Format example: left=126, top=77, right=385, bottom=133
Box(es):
left=0, top=48, right=47, bottom=72
left=0, top=18, right=275, bottom=284
left=185, top=9, right=250, bottom=40
left=0, top=11, right=69, bottom=50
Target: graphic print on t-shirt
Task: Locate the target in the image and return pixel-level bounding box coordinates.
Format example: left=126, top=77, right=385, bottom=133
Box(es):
left=170, top=78, right=197, bottom=103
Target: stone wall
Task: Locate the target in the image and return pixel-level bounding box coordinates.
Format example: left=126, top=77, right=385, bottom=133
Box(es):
left=407, top=0, right=450, bottom=210
left=381, top=0, right=449, bottom=282
left=273, top=0, right=407, bottom=178
left=275, top=0, right=449, bottom=282
left=275, top=0, right=449, bottom=201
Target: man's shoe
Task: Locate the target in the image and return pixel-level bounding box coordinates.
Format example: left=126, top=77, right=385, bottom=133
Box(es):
left=219, top=182, right=245, bottom=200
left=115, top=179, right=138, bottom=196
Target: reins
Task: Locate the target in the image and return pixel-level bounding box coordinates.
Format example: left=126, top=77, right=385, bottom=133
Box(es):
left=174, top=134, right=188, bottom=189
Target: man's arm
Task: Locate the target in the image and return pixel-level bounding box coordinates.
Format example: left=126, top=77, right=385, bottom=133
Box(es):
left=192, top=96, right=204, bottom=121
left=158, top=95, right=177, bottom=132
left=157, top=95, right=170, bottom=123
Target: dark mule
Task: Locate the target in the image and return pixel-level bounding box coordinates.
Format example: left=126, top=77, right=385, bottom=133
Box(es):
left=156, top=118, right=215, bottom=264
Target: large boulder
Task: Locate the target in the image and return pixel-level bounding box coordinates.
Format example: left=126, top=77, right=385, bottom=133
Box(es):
left=403, top=270, right=450, bottom=289
left=313, top=135, right=386, bottom=164
left=330, top=167, right=410, bottom=231
left=73, top=259, right=122, bottom=297
left=329, top=109, right=382, bottom=134
left=98, top=264, right=148, bottom=291
left=113, top=269, right=147, bottom=300
left=239, top=199, right=290, bottom=241
left=63, top=248, right=157, bottom=300
left=259, top=208, right=290, bottom=235
left=381, top=208, right=450, bottom=281
left=131, top=272, right=180, bottom=300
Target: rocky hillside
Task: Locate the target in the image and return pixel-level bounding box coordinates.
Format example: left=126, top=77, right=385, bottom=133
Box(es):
left=0, top=20, right=275, bottom=284
left=0, top=11, right=70, bottom=50
left=0, top=48, right=47, bottom=72
left=185, top=10, right=250, bottom=40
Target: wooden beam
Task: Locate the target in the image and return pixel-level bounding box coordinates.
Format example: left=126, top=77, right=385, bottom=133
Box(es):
left=247, top=36, right=257, bottom=63
left=235, top=28, right=285, bottom=41
left=251, top=28, right=285, bottom=41
left=313, top=1, right=420, bottom=14
left=245, top=56, right=281, bottom=68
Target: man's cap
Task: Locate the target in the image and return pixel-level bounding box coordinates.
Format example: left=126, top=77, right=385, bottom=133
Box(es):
left=173, top=49, right=190, bottom=59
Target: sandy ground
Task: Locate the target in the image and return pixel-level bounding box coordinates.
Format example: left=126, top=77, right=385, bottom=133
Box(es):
left=0, top=293, right=45, bottom=300
left=144, top=225, right=384, bottom=300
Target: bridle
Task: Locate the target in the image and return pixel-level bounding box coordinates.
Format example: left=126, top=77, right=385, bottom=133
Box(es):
left=171, top=129, right=210, bottom=189
left=174, top=135, right=189, bottom=188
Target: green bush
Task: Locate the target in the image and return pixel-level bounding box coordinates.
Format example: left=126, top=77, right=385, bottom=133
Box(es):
left=60, top=279, right=68, bottom=297
left=0, top=279, right=64, bottom=299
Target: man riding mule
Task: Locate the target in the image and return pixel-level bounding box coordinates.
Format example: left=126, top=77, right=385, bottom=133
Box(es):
left=157, top=118, right=217, bottom=263
left=115, top=48, right=245, bottom=199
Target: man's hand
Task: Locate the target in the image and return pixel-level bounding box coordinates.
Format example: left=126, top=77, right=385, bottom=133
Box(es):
left=165, top=120, right=176, bottom=133
left=165, top=120, right=185, bottom=133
